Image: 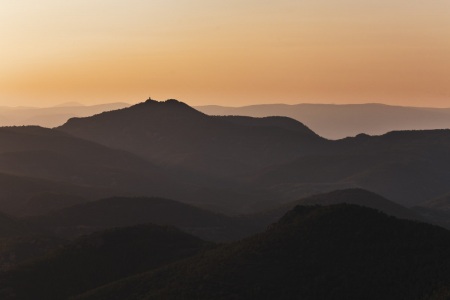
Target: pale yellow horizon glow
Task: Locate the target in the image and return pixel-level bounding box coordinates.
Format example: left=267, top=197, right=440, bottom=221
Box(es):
left=1, top=0, right=450, bottom=107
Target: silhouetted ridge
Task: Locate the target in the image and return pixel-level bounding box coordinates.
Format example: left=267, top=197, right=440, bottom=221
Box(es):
left=216, top=115, right=318, bottom=136
left=62, top=99, right=207, bottom=134
left=195, top=103, right=450, bottom=139
left=58, top=98, right=327, bottom=181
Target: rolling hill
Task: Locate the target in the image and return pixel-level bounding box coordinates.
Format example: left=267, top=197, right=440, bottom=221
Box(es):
left=253, top=129, right=450, bottom=207
left=0, top=126, right=186, bottom=215
left=73, top=204, right=450, bottom=300
left=27, top=197, right=258, bottom=242
left=0, top=224, right=209, bottom=300
left=253, top=189, right=424, bottom=228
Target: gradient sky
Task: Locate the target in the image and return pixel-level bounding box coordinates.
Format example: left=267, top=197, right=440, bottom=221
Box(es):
left=1, top=0, right=450, bottom=107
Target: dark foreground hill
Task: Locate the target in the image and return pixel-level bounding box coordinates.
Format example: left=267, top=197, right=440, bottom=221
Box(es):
left=0, top=212, right=31, bottom=238
left=0, top=236, right=67, bottom=271
left=0, top=211, right=66, bottom=271
left=74, top=205, right=450, bottom=300
left=0, top=224, right=209, bottom=300
left=28, top=197, right=257, bottom=242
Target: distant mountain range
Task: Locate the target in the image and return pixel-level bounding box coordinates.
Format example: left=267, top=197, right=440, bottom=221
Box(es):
left=0, top=99, right=447, bottom=223
left=2, top=101, right=449, bottom=140
left=0, top=99, right=447, bottom=218
left=0, top=98, right=449, bottom=299
left=0, top=102, right=130, bottom=128
left=56, top=99, right=450, bottom=212
left=196, top=103, right=450, bottom=139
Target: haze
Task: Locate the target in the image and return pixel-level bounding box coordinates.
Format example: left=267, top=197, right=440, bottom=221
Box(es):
left=1, top=0, right=450, bottom=107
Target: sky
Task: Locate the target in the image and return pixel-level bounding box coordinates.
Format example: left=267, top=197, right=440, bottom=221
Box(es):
left=1, top=0, right=450, bottom=107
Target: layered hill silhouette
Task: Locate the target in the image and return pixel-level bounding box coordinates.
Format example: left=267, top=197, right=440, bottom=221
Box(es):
left=28, top=196, right=257, bottom=242
left=0, top=98, right=448, bottom=231
left=255, top=189, right=424, bottom=227
left=0, top=102, right=130, bottom=128
left=0, top=224, right=209, bottom=300
left=0, top=126, right=186, bottom=215
left=0, top=98, right=448, bottom=299
left=71, top=205, right=450, bottom=300
left=253, top=129, right=450, bottom=207
left=55, top=99, right=450, bottom=213
left=421, top=194, right=450, bottom=212
left=58, top=99, right=327, bottom=180
left=413, top=194, right=450, bottom=230
left=196, top=103, right=450, bottom=139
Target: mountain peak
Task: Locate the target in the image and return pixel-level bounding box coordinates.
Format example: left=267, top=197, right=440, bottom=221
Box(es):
left=143, top=98, right=188, bottom=106
left=129, top=98, right=203, bottom=116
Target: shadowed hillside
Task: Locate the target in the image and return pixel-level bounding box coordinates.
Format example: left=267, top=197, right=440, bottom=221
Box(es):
left=27, top=197, right=258, bottom=242
left=0, top=126, right=186, bottom=215
left=254, top=129, right=450, bottom=207
left=0, top=224, right=210, bottom=300
left=0, top=212, right=31, bottom=238
left=73, top=205, right=450, bottom=300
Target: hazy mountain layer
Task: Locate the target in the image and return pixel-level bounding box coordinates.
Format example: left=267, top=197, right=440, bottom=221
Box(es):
left=254, top=130, right=450, bottom=207
left=196, top=103, right=450, bottom=139
left=0, top=103, right=130, bottom=128
left=0, top=126, right=186, bottom=215
left=57, top=99, right=450, bottom=212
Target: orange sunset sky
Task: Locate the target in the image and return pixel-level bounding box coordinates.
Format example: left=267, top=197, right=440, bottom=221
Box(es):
left=1, top=0, right=450, bottom=107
